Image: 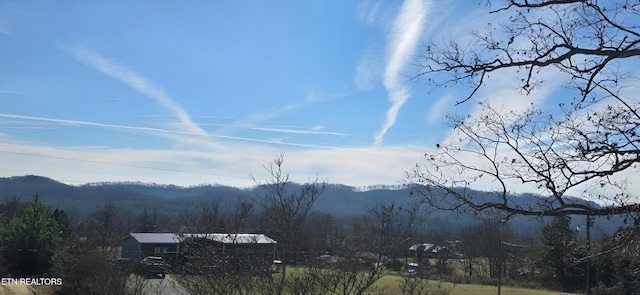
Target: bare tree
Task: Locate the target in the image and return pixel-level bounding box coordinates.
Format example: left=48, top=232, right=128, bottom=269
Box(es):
left=408, top=3, right=640, bottom=292
left=415, top=0, right=640, bottom=105
left=176, top=198, right=264, bottom=295
left=299, top=212, right=339, bottom=256
left=52, top=240, right=131, bottom=295
left=98, top=201, right=118, bottom=252
left=409, top=0, right=640, bottom=221
left=252, top=152, right=327, bottom=295
left=78, top=201, right=124, bottom=258
left=366, top=201, right=421, bottom=267
left=225, top=198, right=255, bottom=233
left=305, top=201, right=422, bottom=295
left=181, top=198, right=224, bottom=232
left=459, top=220, right=518, bottom=283
left=400, top=276, right=454, bottom=295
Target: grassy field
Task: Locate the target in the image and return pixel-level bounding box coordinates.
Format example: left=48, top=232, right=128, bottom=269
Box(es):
left=372, top=274, right=577, bottom=295
left=449, top=284, right=575, bottom=295
left=278, top=267, right=576, bottom=295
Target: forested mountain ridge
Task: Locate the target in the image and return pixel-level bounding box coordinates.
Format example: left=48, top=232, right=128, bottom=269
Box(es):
left=0, top=175, right=623, bottom=237
left=0, top=175, right=415, bottom=215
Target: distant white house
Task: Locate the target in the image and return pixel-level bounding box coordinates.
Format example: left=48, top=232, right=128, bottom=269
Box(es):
left=409, top=243, right=454, bottom=263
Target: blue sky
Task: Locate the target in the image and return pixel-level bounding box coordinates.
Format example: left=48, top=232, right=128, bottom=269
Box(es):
left=1, top=1, right=637, bottom=196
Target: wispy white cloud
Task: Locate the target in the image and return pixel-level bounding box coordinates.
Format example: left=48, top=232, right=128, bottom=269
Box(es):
left=66, top=46, right=208, bottom=137
left=0, top=143, right=255, bottom=186
left=374, top=0, right=429, bottom=146
left=354, top=53, right=382, bottom=91
left=0, top=140, right=427, bottom=188
left=357, top=0, right=384, bottom=27
left=0, top=113, right=335, bottom=149
left=0, top=90, right=32, bottom=96
left=0, top=113, right=201, bottom=136
left=426, top=94, right=452, bottom=125
left=253, top=126, right=348, bottom=136
left=216, top=90, right=341, bottom=136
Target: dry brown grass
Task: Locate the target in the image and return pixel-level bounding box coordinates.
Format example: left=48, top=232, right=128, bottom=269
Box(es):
left=0, top=283, right=56, bottom=295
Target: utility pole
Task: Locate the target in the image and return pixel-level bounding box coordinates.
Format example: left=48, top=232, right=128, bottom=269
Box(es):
left=586, top=215, right=591, bottom=295
left=497, top=219, right=506, bottom=295
left=497, top=238, right=502, bottom=295
left=577, top=215, right=593, bottom=295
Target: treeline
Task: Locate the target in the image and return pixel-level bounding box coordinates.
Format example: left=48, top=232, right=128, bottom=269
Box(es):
left=0, top=195, right=142, bottom=294
left=0, top=193, right=638, bottom=294
left=457, top=216, right=640, bottom=294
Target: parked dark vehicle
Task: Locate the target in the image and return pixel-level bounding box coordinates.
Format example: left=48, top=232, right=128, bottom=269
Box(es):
left=138, top=256, right=167, bottom=278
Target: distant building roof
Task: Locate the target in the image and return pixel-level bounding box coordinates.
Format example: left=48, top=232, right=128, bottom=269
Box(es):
left=409, top=243, right=435, bottom=252
left=408, top=243, right=450, bottom=254
left=124, top=233, right=276, bottom=244
left=127, top=233, right=180, bottom=244
left=183, top=233, right=277, bottom=244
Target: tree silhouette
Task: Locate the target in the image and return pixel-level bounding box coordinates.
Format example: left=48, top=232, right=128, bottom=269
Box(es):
left=252, top=152, right=326, bottom=295
left=409, top=0, right=640, bottom=220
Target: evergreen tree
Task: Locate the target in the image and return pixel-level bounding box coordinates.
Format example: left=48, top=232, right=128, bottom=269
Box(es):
left=1, top=194, right=72, bottom=275
left=537, top=215, right=582, bottom=291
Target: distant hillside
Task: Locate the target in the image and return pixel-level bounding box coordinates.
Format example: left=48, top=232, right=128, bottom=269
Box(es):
left=0, top=175, right=253, bottom=217
left=0, top=176, right=412, bottom=217
left=0, top=175, right=625, bottom=238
